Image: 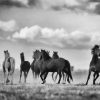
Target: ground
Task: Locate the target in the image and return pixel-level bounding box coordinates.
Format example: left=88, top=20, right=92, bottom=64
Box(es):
left=0, top=83, right=100, bottom=100
left=0, top=69, right=100, bottom=100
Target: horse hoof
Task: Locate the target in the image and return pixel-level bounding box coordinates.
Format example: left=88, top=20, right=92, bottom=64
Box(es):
left=62, top=82, right=66, bottom=84
left=93, top=83, right=95, bottom=85
left=6, top=79, right=10, bottom=83
left=85, top=83, right=88, bottom=85
left=41, top=81, right=46, bottom=84
left=41, top=82, right=45, bottom=84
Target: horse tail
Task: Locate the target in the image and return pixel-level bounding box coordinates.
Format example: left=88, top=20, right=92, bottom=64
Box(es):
left=65, top=60, right=73, bottom=81
left=69, top=67, right=73, bottom=81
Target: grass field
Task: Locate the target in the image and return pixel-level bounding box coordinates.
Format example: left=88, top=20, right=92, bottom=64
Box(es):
left=0, top=69, right=100, bottom=100
left=0, top=84, right=100, bottom=100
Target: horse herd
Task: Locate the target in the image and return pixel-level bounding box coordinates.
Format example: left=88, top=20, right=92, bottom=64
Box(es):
left=2, top=44, right=100, bottom=85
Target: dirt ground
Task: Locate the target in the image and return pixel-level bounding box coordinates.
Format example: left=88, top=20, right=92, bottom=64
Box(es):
left=0, top=83, right=100, bottom=100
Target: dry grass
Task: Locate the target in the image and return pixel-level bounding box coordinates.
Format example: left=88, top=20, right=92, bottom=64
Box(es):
left=0, top=69, right=100, bottom=100
left=0, top=83, right=100, bottom=100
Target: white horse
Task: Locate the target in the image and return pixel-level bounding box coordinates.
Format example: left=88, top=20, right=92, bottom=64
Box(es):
left=3, top=50, right=15, bottom=84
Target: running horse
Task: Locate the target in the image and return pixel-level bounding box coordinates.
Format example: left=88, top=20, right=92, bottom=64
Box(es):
left=40, top=50, right=73, bottom=84
left=19, top=52, right=30, bottom=83
left=86, top=45, right=100, bottom=85
left=52, top=51, right=70, bottom=83
left=3, top=50, right=15, bottom=84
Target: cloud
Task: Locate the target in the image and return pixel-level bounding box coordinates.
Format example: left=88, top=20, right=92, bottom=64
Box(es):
left=0, top=0, right=30, bottom=7
left=88, top=0, right=100, bottom=14
left=12, top=25, right=100, bottom=49
left=1, top=0, right=100, bottom=14
left=0, top=0, right=42, bottom=7
left=0, top=20, right=18, bottom=32
left=0, top=0, right=91, bottom=13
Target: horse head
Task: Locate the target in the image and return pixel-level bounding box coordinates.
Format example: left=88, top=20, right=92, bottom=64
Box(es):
left=33, top=50, right=41, bottom=60
left=4, top=50, right=10, bottom=59
left=41, top=49, right=51, bottom=60
left=91, top=45, right=100, bottom=65
left=52, top=51, right=59, bottom=59
left=91, top=45, right=100, bottom=56
left=20, top=52, right=25, bottom=62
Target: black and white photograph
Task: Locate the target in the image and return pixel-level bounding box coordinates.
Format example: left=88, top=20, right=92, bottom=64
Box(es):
left=0, top=0, right=100, bottom=100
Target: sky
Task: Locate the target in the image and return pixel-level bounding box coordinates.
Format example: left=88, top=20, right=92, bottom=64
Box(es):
left=0, top=0, right=100, bottom=70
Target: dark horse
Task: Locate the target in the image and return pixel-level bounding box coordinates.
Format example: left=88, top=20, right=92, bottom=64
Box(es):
left=86, top=45, right=100, bottom=85
left=40, top=50, right=73, bottom=84
left=19, top=52, right=30, bottom=83
left=52, top=51, right=70, bottom=83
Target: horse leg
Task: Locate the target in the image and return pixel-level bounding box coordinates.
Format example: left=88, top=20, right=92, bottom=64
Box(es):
left=43, top=72, right=48, bottom=83
left=11, top=73, right=14, bottom=85
left=10, top=59, right=15, bottom=85
left=62, top=72, right=66, bottom=84
left=5, top=69, right=10, bottom=84
left=57, top=71, right=62, bottom=84
left=3, top=72, right=6, bottom=84
left=52, top=72, right=58, bottom=81
left=86, top=69, right=91, bottom=85
left=40, top=71, right=46, bottom=84
left=24, top=72, right=27, bottom=83
left=52, top=72, right=56, bottom=81
left=64, top=70, right=70, bottom=83
left=19, top=70, right=22, bottom=83
left=93, top=72, right=99, bottom=85
left=95, top=72, right=99, bottom=84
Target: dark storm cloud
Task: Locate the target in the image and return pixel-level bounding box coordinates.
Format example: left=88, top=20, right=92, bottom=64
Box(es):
left=0, top=0, right=25, bottom=7
left=28, top=0, right=41, bottom=7
left=0, top=0, right=100, bottom=15
left=0, top=0, right=41, bottom=7
left=88, top=0, right=100, bottom=14
left=94, top=4, right=100, bottom=14
left=89, top=0, right=100, bottom=2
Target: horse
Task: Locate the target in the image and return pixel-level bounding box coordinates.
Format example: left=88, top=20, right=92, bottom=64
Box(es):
left=52, top=51, right=59, bottom=59
left=19, top=52, right=30, bottom=83
left=52, top=51, right=69, bottom=83
left=86, top=45, right=100, bottom=85
left=3, top=50, right=15, bottom=84
left=31, top=50, right=42, bottom=78
left=40, top=50, right=73, bottom=84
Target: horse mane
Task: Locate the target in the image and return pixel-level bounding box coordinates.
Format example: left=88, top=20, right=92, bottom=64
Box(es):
left=41, top=50, right=51, bottom=60
left=91, top=45, right=99, bottom=65
left=91, top=45, right=99, bottom=55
